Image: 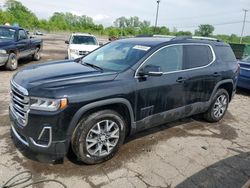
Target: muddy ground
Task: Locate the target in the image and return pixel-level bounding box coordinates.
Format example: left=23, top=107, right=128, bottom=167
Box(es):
left=0, top=33, right=250, bottom=188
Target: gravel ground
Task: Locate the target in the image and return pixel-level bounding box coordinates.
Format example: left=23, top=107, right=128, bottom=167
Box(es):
left=0, top=34, right=250, bottom=188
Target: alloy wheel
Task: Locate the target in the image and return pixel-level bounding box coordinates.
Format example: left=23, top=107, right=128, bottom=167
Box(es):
left=213, top=94, right=228, bottom=118
left=86, top=120, right=120, bottom=157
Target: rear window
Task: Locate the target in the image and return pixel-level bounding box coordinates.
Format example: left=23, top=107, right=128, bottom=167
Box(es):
left=215, top=46, right=236, bottom=62
left=183, top=45, right=213, bottom=69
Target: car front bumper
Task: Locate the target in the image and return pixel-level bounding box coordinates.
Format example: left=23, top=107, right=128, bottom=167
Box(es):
left=9, top=107, right=69, bottom=162
left=0, top=54, right=9, bottom=66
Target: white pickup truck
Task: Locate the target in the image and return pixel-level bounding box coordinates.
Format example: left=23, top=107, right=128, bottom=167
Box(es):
left=65, top=33, right=100, bottom=59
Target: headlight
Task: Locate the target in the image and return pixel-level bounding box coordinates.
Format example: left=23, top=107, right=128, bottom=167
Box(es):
left=69, top=49, right=78, bottom=54
left=30, top=97, right=68, bottom=111
left=0, top=49, right=7, bottom=54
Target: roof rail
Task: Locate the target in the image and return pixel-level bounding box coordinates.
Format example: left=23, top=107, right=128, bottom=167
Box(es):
left=152, top=35, right=175, bottom=38
left=171, top=36, right=192, bottom=41
left=191, top=36, right=221, bottom=41
left=135, top=34, right=175, bottom=38
left=172, top=36, right=222, bottom=42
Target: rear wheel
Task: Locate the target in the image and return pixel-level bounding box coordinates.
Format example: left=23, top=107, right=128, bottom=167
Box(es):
left=203, top=89, right=229, bottom=122
left=5, top=53, right=18, bottom=71
left=71, top=110, right=126, bottom=164
left=32, top=47, right=41, bottom=61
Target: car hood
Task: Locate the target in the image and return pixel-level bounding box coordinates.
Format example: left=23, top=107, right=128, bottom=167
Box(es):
left=12, top=60, right=118, bottom=93
left=69, top=44, right=99, bottom=52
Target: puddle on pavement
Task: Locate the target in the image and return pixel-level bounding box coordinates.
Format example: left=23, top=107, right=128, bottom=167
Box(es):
left=0, top=111, right=238, bottom=179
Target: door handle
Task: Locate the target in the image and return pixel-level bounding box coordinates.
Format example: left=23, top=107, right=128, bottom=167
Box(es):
left=176, top=77, right=186, bottom=83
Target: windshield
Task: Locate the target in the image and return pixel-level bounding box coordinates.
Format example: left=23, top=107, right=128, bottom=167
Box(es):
left=81, top=41, right=151, bottom=72
left=0, top=27, right=15, bottom=40
left=70, top=35, right=98, bottom=45
left=242, top=56, right=250, bottom=63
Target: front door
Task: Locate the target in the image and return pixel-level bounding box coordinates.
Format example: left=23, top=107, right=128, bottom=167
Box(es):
left=134, top=44, right=188, bottom=131
left=16, top=29, right=30, bottom=58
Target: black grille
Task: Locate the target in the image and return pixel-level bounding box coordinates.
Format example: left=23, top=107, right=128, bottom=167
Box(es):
left=10, top=81, right=29, bottom=126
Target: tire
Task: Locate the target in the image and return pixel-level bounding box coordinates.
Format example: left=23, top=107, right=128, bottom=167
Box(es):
left=71, top=110, right=126, bottom=164
left=5, top=53, right=18, bottom=71
left=32, top=47, right=41, bottom=61
left=203, top=89, right=229, bottom=122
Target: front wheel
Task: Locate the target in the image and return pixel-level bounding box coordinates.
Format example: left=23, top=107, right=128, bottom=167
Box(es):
left=5, top=53, right=18, bottom=71
left=71, top=110, right=126, bottom=164
left=203, top=89, right=229, bottom=122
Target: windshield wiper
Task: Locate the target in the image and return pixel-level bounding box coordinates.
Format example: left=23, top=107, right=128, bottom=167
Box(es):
left=82, top=62, right=103, bottom=71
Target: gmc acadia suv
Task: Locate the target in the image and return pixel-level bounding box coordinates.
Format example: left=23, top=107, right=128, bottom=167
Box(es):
left=9, top=36, right=239, bottom=164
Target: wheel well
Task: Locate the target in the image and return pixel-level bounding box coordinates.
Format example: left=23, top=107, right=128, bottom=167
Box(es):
left=9, top=50, right=17, bottom=55
left=81, top=103, right=132, bottom=135
left=218, top=82, right=233, bottom=101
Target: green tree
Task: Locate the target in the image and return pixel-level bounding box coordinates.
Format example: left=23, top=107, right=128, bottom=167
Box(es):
left=105, top=27, right=120, bottom=37
left=0, top=10, right=14, bottom=24
left=6, top=0, right=39, bottom=28
left=195, top=24, right=214, bottom=37
left=176, top=31, right=192, bottom=36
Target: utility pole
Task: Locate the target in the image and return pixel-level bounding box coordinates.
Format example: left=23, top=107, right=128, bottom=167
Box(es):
left=240, top=9, right=248, bottom=44
left=154, top=0, right=160, bottom=29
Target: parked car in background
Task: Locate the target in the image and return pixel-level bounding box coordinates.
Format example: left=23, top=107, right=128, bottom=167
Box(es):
left=9, top=36, right=239, bottom=164
left=65, top=33, right=100, bottom=59
left=237, top=56, right=250, bottom=90
left=34, top=30, right=44, bottom=36
left=0, top=25, right=43, bottom=70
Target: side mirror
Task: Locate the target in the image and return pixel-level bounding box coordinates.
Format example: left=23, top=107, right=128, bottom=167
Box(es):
left=99, top=42, right=103, bottom=46
left=65, top=40, right=69, bottom=44
left=138, top=65, right=163, bottom=77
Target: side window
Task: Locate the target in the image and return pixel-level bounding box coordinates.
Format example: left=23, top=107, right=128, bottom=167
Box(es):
left=183, top=45, right=213, bottom=69
left=215, top=46, right=237, bottom=62
left=145, top=45, right=183, bottom=72
left=18, top=30, right=27, bottom=40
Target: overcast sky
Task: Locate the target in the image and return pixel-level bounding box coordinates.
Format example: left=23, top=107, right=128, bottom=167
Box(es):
left=3, top=0, right=250, bottom=35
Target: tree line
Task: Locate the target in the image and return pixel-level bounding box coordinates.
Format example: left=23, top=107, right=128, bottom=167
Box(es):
left=0, top=0, right=249, bottom=44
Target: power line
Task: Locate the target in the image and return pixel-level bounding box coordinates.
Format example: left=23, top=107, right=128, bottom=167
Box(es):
left=240, top=9, right=249, bottom=44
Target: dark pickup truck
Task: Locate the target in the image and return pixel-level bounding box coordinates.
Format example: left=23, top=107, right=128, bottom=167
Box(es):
left=0, top=25, right=43, bottom=70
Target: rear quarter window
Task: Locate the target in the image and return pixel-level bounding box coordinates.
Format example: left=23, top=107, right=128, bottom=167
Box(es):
left=183, top=45, right=213, bottom=69
left=215, top=46, right=237, bottom=62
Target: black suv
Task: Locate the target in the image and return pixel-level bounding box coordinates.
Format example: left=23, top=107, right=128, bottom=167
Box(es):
left=9, top=36, right=239, bottom=164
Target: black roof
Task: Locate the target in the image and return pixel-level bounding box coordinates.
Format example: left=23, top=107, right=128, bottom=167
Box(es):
left=118, top=36, right=227, bottom=47
left=0, top=25, right=23, bottom=30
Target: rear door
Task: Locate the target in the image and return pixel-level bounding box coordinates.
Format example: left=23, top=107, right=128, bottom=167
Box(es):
left=182, top=44, right=217, bottom=113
